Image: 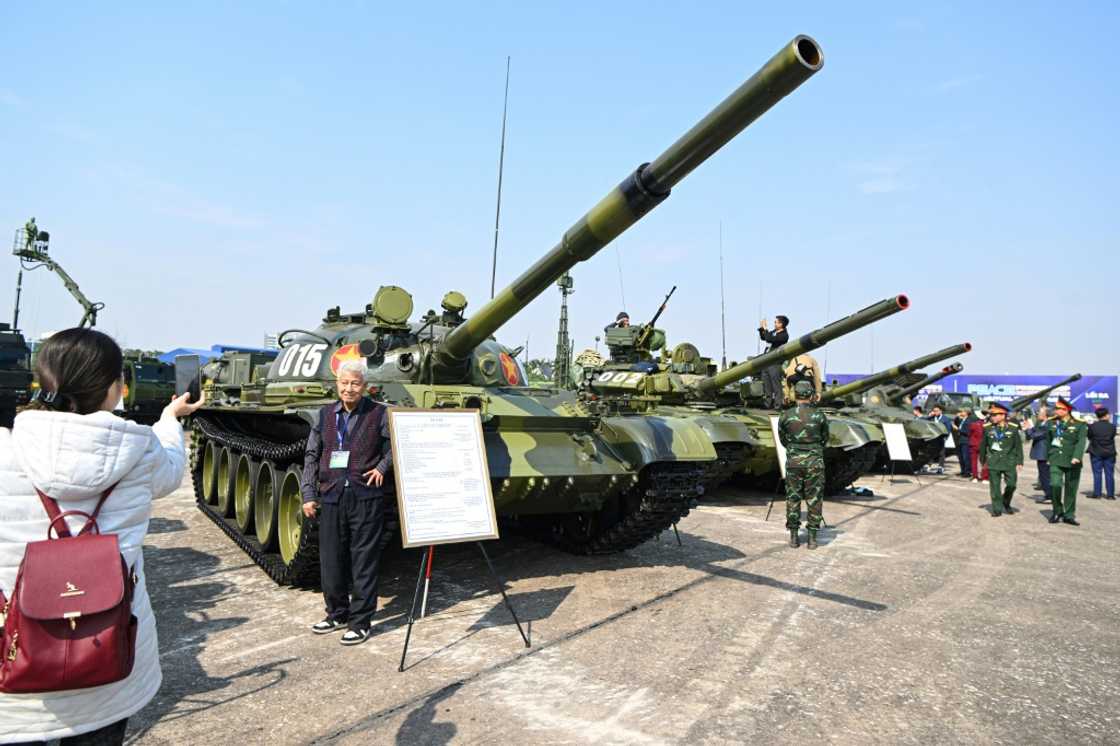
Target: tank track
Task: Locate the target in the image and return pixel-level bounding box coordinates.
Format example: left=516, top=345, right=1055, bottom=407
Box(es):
left=190, top=419, right=320, bottom=586
left=824, top=442, right=881, bottom=494
left=703, top=443, right=752, bottom=490
left=557, top=461, right=705, bottom=555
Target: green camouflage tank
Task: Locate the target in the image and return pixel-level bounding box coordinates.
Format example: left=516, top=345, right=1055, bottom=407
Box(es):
left=577, top=295, right=907, bottom=492
left=818, top=344, right=972, bottom=471
left=185, top=35, right=827, bottom=584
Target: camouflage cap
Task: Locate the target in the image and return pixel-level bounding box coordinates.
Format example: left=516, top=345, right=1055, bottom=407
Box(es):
left=793, top=380, right=814, bottom=399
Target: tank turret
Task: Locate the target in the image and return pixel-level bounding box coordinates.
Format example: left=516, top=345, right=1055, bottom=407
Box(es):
left=1010, top=373, right=1082, bottom=412
left=819, top=343, right=972, bottom=403
left=891, top=363, right=964, bottom=403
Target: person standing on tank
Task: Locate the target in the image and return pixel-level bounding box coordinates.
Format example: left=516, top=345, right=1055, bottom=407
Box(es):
left=301, top=360, right=393, bottom=645
left=779, top=380, right=829, bottom=550
left=758, top=315, right=789, bottom=409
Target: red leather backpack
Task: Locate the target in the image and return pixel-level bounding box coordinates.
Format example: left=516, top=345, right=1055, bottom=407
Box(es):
left=0, top=486, right=138, bottom=693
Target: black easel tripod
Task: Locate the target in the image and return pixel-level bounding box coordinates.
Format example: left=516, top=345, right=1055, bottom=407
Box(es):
left=398, top=542, right=530, bottom=672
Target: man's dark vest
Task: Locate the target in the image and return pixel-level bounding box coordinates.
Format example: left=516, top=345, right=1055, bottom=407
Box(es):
left=318, top=400, right=387, bottom=501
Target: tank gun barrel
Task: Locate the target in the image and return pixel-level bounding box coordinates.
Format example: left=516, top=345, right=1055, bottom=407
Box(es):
left=819, top=343, right=971, bottom=402
left=893, top=363, right=963, bottom=402
left=437, top=36, right=824, bottom=366
left=692, top=294, right=909, bottom=394
left=1009, top=373, right=1082, bottom=411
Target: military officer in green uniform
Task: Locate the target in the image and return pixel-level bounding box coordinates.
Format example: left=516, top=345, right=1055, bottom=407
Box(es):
left=1045, top=397, right=1088, bottom=525
left=978, top=401, right=1023, bottom=516
left=779, top=380, right=829, bottom=549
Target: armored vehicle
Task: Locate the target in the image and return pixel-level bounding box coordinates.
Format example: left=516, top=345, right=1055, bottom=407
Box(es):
left=891, top=363, right=964, bottom=406
left=819, top=344, right=972, bottom=471
left=0, top=324, right=32, bottom=427
left=709, top=297, right=909, bottom=493
left=187, top=35, right=826, bottom=583
left=580, top=295, right=908, bottom=491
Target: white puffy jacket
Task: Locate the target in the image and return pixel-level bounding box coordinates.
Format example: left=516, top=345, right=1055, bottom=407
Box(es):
left=0, top=409, right=185, bottom=743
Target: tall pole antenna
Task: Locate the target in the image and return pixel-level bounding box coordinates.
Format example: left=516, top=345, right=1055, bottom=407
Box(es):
left=489, top=56, right=511, bottom=299
left=614, top=245, right=627, bottom=311
left=823, top=280, right=832, bottom=377
left=719, top=222, right=727, bottom=370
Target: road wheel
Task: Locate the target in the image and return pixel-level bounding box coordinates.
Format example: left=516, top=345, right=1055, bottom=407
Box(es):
left=254, top=460, right=280, bottom=550
left=278, top=464, right=306, bottom=566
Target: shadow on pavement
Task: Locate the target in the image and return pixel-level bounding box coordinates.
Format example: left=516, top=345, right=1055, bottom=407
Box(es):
left=126, top=545, right=295, bottom=744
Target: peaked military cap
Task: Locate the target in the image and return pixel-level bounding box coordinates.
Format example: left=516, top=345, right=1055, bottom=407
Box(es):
left=988, top=401, right=1009, bottom=414
left=1055, top=397, right=1074, bottom=412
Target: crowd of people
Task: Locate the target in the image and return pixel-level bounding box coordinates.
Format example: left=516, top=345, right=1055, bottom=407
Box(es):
left=916, top=398, right=1117, bottom=524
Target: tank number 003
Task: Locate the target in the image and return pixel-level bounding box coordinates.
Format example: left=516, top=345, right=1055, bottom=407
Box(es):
left=276, top=343, right=328, bottom=377
left=596, top=371, right=644, bottom=385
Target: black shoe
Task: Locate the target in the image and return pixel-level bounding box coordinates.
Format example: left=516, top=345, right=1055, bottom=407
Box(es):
left=1062, top=517, right=1080, bottom=526
left=788, top=530, right=800, bottom=548
left=807, top=530, right=818, bottom=550
left=1107, top=495, right=1116, bottom=500
left=1004, top=506, right=1016, bottom=514
left=340, top=628, right=372, bottom=646
left=1090, top=494, right=1102, bottom=499
left=991, top=512, right=1002, bottom=518
left=311, top=619, right=347, bottom=635
left=1049, top=513, right=1062, bottom=523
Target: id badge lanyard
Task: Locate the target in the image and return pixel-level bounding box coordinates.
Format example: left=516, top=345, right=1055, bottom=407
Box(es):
left=337, top=410, right=350, bottom=449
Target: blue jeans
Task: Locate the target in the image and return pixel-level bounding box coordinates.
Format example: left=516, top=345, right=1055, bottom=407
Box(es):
left=1090, top=454, right=1115, bottom=497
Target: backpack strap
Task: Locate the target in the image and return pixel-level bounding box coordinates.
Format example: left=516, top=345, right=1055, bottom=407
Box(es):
left=36, top=485, right=117, bottom=538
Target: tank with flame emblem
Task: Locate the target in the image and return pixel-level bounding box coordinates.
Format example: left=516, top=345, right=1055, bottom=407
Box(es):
left=185, top=34, right=826, bottom=584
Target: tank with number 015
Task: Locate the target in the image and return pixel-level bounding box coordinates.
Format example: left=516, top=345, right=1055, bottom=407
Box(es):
left=185, top=35, right=827, bottom=584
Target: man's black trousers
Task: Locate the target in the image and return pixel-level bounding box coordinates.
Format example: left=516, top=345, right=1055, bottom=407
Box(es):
left=761, top=365, right=783, bottom=409
left=319, top=488, right=384, bottom=632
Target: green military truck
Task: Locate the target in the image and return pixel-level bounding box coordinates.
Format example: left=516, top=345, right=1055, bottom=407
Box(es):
left=0, top=323, right=32, bottom=428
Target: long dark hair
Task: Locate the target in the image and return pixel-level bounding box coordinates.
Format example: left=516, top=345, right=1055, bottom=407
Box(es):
left=30, top=328, right=123, bottom=416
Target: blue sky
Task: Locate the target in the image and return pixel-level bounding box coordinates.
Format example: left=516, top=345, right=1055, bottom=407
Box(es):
left=2, top=2, right=1116, bottom=375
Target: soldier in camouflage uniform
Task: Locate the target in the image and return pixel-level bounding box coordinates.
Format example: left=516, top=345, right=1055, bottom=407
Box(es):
left=779, top=380, right=829, bottom=549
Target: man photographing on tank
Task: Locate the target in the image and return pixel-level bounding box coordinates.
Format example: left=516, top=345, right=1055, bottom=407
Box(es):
left=301, top=360, right=393, bottom=645
left=758, top=315, right=789, bottom=409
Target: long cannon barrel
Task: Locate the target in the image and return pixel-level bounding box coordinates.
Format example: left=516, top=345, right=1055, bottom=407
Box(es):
left=819, top=343, right=972, bottom=402
left=437, top=36, right=824, bottom=366
left=692, top=294, right=908, bottom=394
left=1010, top=373, right=1082, bottom=411
left=892, top=363, right=964, bottom=402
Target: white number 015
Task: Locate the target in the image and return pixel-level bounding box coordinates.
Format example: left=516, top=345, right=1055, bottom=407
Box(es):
left=277, top=343, right=327, bottom=377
